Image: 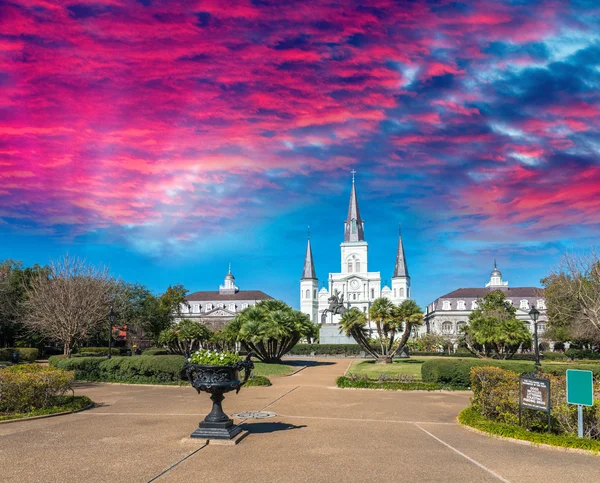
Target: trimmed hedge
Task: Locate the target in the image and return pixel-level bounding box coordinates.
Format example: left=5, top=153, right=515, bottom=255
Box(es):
left=421, top=358, right=600, bottom=388
left=76, top=347, right=120, bottom=357
left=566, top=349, right=600, bottom=360
left=142, top=348, right=169, bottom=356
left=290, top=344, right=362, bottom=356
left=336, top=375, right=445, bottom=391
left=0, top=365, right=74, bottom=413
left=51, top=355, right=186, bottom=384
left=421, top=359, right=536, bottom=388
left=410, top=351, right=477, bottom=358
left=0, top=348, right=39, bottom=362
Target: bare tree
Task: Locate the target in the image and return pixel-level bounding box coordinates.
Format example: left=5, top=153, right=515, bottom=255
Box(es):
left=543, top=249, right=600, bottom=344
left=23, top=254, right=118, bottom=357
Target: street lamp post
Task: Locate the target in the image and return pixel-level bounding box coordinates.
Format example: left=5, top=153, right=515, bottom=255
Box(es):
left=529, top=306, right=541, bottom=368
left=108, top=306, right=116, bottom=360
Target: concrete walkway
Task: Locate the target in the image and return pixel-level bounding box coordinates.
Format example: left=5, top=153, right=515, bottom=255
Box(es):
left=1, top=359, right=599, bottom=482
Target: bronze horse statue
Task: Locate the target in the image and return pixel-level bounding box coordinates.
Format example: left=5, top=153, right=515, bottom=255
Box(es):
left=320, top=290, right=347, bottom=323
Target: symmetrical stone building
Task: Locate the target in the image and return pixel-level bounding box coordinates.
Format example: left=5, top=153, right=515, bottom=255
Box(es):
left=423, top=262, right=547, bottom=343
left=178, top=268, right=273, bottom=330
left=300, top=175, right=411, bottom=343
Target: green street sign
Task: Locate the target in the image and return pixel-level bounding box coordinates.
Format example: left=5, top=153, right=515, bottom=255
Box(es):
left=566, top=369, right=594, bottom=407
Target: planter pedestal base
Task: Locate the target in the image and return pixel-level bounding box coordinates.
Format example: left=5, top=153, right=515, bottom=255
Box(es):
left=190, top=419, right=241, bottom=440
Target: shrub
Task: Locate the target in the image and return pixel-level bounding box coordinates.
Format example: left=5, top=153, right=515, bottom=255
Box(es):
left=469, top=366, right=600, bottom=438
left=0, top=348, right=39, bottom=362
left=245, top=376, right=272, bottom=387
left=470, top=366, right=520, bottom=424
left=52, top=357, right=104, bottom=380
left=459, top=407, right=600, bottom=453
left=421, top=359, right=535, bottom=388
left=0, top=365, right=74, bottom=413
left=409, top=351, right=477, bottom=358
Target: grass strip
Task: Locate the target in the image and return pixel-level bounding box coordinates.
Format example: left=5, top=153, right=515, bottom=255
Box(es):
left=458, top=407, right=600, bottom=454
left=336, top=376, right=460, bottom=391
left=0, top=396, right=93, bottom=422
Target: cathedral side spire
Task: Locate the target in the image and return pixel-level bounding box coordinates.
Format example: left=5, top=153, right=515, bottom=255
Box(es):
left=301, top=235, right=317, bottom=280
left=344, top=172, right=365, bottom=242
left=393, top=229, right=409, bottom=278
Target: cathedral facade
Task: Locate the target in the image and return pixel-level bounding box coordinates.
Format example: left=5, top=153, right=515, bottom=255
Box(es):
left=300, top=176, right=410, bottom=342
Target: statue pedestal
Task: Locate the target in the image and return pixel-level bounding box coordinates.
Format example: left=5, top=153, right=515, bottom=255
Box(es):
left=319, top=324, right=356, bottom=345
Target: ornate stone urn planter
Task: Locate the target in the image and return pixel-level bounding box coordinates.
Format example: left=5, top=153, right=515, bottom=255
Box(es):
left=184, top=353, right=254, bottom=440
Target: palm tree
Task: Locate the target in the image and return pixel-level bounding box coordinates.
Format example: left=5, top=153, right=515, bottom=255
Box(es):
left=338, top=308, right=378, bottom=359
left=340, top=299, right=423, bottom=363
left=369, top=297, right=394, bottom=355
left=226, top=300, right=315, bottom=363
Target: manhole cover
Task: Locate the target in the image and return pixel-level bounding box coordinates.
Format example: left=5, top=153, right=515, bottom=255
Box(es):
left=231, top=411, right=277, bottom=419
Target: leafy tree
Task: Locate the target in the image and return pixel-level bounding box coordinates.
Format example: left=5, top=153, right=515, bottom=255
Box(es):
left=123, top=283, right=188, bottom=344
left=0, top=260, right=48, bottom=347
left=410, top=333, right=453, bottom=353
left=226, top=300, right=316, bottom=363
left=462, top=290, right=532, bottom=359
left=339, top=298, right=424, bottom=363
left=542, top=251, right=600, bottom=346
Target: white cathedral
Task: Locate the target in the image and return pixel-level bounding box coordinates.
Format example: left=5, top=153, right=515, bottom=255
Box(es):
left=300, top=176, right=410, bottom=343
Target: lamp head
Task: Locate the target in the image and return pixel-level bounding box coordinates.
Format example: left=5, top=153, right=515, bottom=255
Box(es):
left=529, top=306, right=540, bottom=322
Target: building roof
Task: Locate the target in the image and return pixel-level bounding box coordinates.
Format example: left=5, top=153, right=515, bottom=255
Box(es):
left=438, top=287, right=543, bottom=299
left=185, top=290, right=273, bottom=301
left=301, top=237, right=317, bottom=280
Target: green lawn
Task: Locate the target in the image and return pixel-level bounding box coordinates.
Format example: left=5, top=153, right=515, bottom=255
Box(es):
left=252, top=361, right=296, bottom=377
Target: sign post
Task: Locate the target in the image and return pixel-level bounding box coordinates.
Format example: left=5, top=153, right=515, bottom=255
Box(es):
left=566, top=369, right=593, bottom=438
left=519, top=375, right=551, bottom=433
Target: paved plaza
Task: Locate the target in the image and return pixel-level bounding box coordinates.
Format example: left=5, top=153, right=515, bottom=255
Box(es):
left=1, top=359, right=599, bottom=483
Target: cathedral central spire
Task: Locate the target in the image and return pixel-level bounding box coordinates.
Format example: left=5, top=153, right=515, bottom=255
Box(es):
left=344, top=173, right=365, bottom=242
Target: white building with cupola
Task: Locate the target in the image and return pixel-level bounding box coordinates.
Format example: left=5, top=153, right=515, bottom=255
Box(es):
left=300, top=175, right=411, bottom=343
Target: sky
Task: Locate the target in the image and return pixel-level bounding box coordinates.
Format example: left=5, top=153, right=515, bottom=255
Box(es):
left=1, top=0, right=599, bottom=309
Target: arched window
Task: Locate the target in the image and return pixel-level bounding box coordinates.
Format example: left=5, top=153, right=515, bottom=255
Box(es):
left=520, top=300, right=529, bottom=310
left=441, top=321, right=453, bottom=334
left=471, top=301, right=478, bottom=310
left=305, top=289, right=310, bottom=299
left=538, top=323, right=546, bottom=333
left=205, top=303, right=213, bottom=311
left=399, top=288, right=405, bottom=297
left=355, top=260, right=361, bottom=272
left=347, top=261, right=353, bottom=273
left=456, top=321, right=466, bottom=333
left=353, top=293, right=357, bottom=300
left=457, top=300, right=465, bottom=310
left=229, top=303, right=236, bottom=311
left=371, top=288, right=375, bottom=299
left=394, top=289, right=397, bottom=297
left=314, top=289, right=317, bottom=298
left=537, top=300, right=546, bottom=309
left=442, top=301, right=451, bottom=310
